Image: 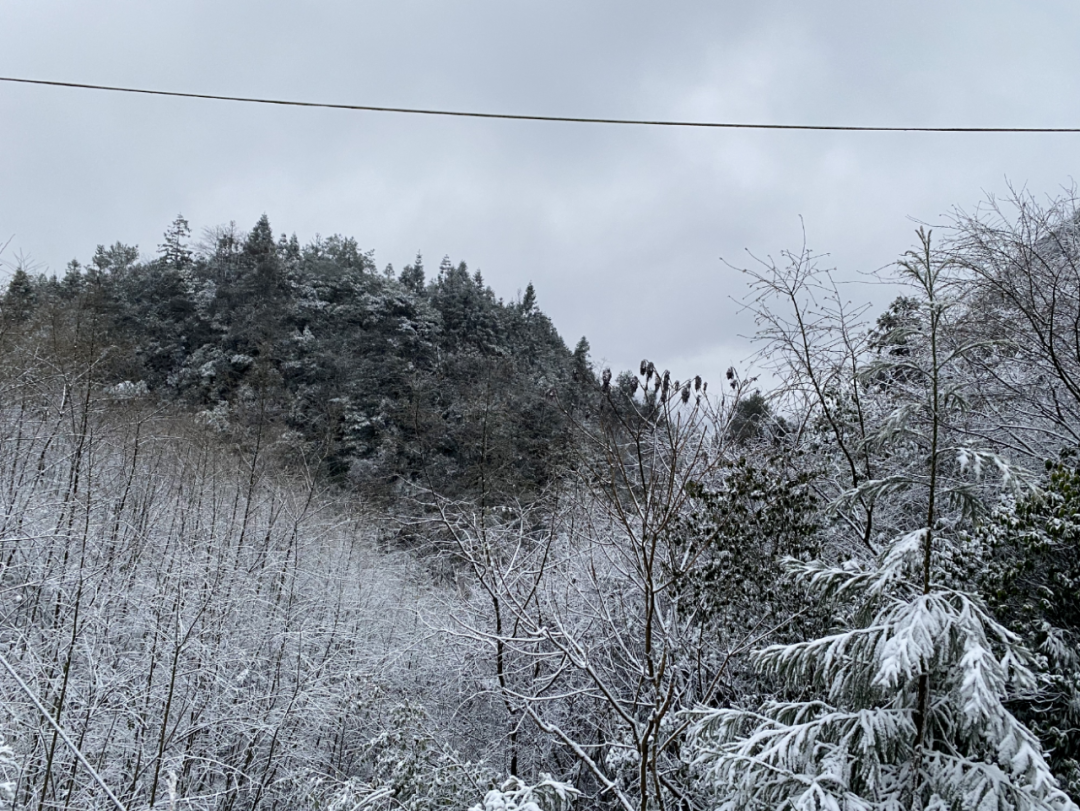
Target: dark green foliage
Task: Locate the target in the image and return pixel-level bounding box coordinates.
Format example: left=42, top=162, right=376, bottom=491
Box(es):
left=983, top=458, right=1080, bottom=636
left=868, top=295, right=920, bottom=355
left=668, top=457, right=822, bottom=645
left=3, top=266, right=36, bottom=323
left=93, top=242, right=141, bottom=276
left=866, top=295, right=924, bottom=388
left=979, top=456, right=1080, bottom=799
left=727, top=390, right=771, bottom=442
left=400, top=253, right=426, bottom=293
left=112, top=260, right=200, bottom=386
left=158, top=214, right=193, bottom=267
left=429, top=258, right=503, bottom=355
left=520, top=282, right=537, bottom=314
left=11, top=215, right=589, bottom=500
left=570, top=338, right=594, bottom=385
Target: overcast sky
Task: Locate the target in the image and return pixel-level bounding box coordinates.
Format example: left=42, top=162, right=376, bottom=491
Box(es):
left=2, top=1, right=1079, bottom=380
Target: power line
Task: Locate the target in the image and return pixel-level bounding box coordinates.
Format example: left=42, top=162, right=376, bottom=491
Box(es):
left=2, top=75, right=1079, bottom=133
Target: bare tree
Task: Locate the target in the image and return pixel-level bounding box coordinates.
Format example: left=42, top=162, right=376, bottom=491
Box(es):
left=435, top=368, right=796, bottom=811
left=0, top=333, right=461, bottom=809
left=944, top=188, right=1080, bottom=457
left=734, top=238, right=881, bottom=552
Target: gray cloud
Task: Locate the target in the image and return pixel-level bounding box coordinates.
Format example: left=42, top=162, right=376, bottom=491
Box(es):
left=2, top=1, right=1079, bottom=381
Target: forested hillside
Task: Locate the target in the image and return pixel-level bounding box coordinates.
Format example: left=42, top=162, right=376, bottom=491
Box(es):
left=3, top=214, right=591, bottom=501
left=1, top=196, right=1079, bottom=810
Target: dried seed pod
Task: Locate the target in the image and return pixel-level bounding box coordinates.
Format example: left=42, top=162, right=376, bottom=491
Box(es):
left=694, top=375, right=702, bottom=391
left=681, top=385, right=691, bottom=403
left=601, top=368, right=612, bottom=393
left=640, top=359, right=648, bottom=376
left=629, top=377, right=639, bottom=394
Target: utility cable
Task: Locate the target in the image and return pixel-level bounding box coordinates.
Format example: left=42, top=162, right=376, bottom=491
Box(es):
left=2, top=75, right=1079, bottom=133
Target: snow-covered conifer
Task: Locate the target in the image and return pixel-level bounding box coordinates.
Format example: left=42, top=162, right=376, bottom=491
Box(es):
left=689, top=231, right=1076, bottom=811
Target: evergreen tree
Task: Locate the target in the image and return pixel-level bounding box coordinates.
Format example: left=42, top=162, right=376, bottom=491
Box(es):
left=400, top=253, right=426, bottom=293
left=978, top=457, right=1080, bottom=800
left=690, top=231, right=1075, bottom=811
left=429, top=257, right=502, bottom=354
left=2, top=266, right=36, bottom=323
left=228, top=214, right=291, bottom=354
left=570, top=337, right=594, bottom=384
left=727, top=389, right=771, bottom=442
left=158, top=214, right=193, bottom=267
left=520, top=282, right=537, bottom=315
left=92, top=242, right=141, bottom=276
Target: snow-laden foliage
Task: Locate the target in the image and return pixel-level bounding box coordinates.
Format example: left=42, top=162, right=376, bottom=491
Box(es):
left=11, top=196, right=1080, bottom=810
left=468, top=775, right=578, bottom=811
left=4, top=214, right=587, bottom=501
left=689, top=531, right=1073, bottom=810
left=300, top=703, right=497, bottom=811
left=430, top=374, right=777, bottom=811
left=977, top=458, right=1080, bottom=800
left=0, top=373, right=472, bottom=809
left=0, top=727, right=18, bottom=804
left=690, top=229, right=1076, bottom=811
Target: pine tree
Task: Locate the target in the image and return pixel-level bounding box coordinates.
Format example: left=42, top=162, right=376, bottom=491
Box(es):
left=520, top=281, right=537, bottom=315
left=690, top=230, right=1077, bottom=811
left=400, top=253, right=426, bottom=293
left=3, top=266, right=36, bottom=322
left=570, top=337, right=595, bottom=385
left=158, top=214, right=193, bottom=267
